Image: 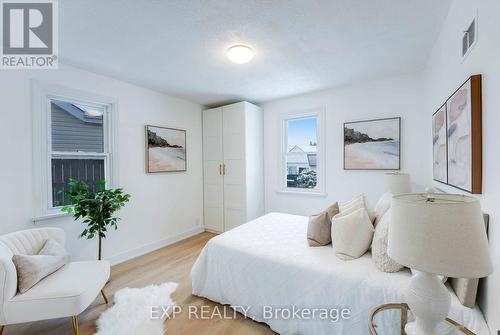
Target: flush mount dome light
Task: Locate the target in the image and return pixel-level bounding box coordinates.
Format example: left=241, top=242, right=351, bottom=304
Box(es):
left=226, top=45, right=255, bottom=64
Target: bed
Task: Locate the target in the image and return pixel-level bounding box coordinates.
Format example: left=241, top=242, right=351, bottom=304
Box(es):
left=191, top=213, right=490, bottom=335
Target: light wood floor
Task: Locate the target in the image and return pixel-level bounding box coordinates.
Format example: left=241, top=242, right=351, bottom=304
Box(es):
left=7, top=232, right=275, bottom=335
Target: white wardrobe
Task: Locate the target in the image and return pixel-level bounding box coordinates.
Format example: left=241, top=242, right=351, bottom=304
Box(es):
left=203, top=101, right=264, bottom=233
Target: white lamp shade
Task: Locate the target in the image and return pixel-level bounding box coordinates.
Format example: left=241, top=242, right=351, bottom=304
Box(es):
left=388, top=193, right=492, bottom=278
left=384, top=173, right=411, bottom=195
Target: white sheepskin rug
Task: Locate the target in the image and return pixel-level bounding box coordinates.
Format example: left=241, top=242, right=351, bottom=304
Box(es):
left=95, top=282, right=178, bottom=335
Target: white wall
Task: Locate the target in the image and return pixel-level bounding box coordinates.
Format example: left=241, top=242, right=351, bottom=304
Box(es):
left=262, top=73, right=429, bottom=215
left=424, top=0, right=500, bottom=332
left=0, top=64, right=204, bottom=264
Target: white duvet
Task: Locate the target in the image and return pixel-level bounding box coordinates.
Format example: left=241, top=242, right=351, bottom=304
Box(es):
left=191, top=213, right=490, bottom=335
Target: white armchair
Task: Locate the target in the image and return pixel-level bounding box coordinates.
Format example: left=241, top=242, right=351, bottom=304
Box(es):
left=0, top=227, right=110, bottom=335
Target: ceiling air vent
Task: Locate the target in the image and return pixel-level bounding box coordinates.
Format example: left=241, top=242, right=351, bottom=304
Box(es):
left=462, top=14, right=477, bottom=59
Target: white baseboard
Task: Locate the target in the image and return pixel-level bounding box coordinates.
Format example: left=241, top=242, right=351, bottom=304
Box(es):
left=106, top=226, right=205, bottom=266
left=204, top=228, right=222, bottom=234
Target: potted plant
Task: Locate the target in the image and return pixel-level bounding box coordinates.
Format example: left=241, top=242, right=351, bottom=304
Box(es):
left=61, top=179, right=131, bottom=261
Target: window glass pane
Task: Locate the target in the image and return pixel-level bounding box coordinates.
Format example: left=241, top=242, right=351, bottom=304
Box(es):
left=286, top=117, right=318, bottom=189
left=51, top=100, right=104, bottom=153
left=51, top=158, right=105, bottom=207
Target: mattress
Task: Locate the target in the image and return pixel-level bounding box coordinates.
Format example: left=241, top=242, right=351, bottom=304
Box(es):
left=191, top=213, right=490, bottom=334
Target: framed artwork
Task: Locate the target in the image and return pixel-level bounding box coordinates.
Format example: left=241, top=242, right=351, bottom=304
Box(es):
left=445, top=75, right=482, bottom=193
left=432, top=104, right=448, bottom=183
left=344, top=117, right=401, bottom=170
left=146, top=125, right=186, bottom=173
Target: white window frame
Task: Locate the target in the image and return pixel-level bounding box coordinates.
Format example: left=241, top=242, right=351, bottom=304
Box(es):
left=32, top=81, right=118, bottom=221
left=278, top=107, right=326, bottom=196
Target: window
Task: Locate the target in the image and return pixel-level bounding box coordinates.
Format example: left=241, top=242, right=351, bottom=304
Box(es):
left=280, top=109, right=325, bottom=195
left=32, top=82, right=117, bottom=220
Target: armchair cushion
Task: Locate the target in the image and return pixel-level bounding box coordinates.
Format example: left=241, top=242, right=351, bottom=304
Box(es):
left=13, top=239, right=70, bottom=293
left=4, top=260, right=110, bottom=324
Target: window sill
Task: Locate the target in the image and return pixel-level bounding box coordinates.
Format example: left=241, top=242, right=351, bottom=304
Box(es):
left=276, top=190, right=328, bottom=197
left=33, top=211, right=71, bottom=223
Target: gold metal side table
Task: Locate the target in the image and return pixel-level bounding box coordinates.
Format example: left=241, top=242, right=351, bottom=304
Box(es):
left=369, top=303, right=475, bottom=335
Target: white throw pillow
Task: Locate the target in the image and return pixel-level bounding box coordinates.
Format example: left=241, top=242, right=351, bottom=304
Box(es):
left=340, top=194, right=375, bottom=222
left=339, top=194, right=364, bottom=211
left=373, top=192, right=393, bottom=227
left=371, top=210, right=404, bottom=273
left=331, top=208, right=374, bottom=261
left=12, top=239, right=70, bottom=293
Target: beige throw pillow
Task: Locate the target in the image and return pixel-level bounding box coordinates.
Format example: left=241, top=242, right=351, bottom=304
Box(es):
left=307, top=202, right=339, bottom=246
left=13, top=239, right=70, bottom=293
left=331, top=208, right=374, bottom=260
left=340, top=194, right=375, bottom=223
left=371, top=210, right=404, bottom=273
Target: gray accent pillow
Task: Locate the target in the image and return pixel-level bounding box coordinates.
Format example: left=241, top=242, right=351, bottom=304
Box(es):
left=371, top=210, right=404, bottom=273
left=307, top=202, right=339, bottom=246
left=12, top=239, right=70, bottom=293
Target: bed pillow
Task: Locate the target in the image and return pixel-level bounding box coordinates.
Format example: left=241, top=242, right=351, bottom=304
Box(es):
left=307, top=202, right=339, bottom=246
left=338, top=195, right=365, bottom=218
left=448, top=214, right=489, bottom=308
left=331, top=208, right=374, bottom=260
left=325, top=202, right=340, bottom=222
left=12, top=239, right=70, bottom=293
left=371, top=210, right=404, bottom=273
left=339, top=194, right=364, bottom=210
left=373, top=192, right=393, bottom=227
left=339, top=194, right=375, bottom=223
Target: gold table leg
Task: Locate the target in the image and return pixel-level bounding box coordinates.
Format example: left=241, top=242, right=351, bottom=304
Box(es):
left=72, top=315, right=79, bottom=335
left=101, top=289, right=109, bottom=304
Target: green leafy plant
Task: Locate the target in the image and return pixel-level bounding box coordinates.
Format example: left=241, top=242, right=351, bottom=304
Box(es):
left=61, top=179, right=131, bottom=260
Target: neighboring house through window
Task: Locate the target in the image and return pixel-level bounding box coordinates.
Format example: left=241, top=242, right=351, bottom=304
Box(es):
left=32, top=82, right=117, bottom=220
left=280, top=108, right=325, bottom=194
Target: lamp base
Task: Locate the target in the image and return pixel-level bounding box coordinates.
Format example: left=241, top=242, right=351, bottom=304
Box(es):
left=405, top=271, right=451, bottom=335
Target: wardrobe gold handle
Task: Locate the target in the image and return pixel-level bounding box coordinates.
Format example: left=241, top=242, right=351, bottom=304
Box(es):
left=219, top=164, right=222, bottom=175
left=223, top=164, right=226, bottom=175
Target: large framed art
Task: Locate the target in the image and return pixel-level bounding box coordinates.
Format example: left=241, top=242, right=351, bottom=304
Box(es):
left=344, top=117, right=401, bottom=170
left=432, top=104, right=447, bottom=184
left=432, top=74, right=482, bottom=194
left=146, top=125, right=187, bottom=173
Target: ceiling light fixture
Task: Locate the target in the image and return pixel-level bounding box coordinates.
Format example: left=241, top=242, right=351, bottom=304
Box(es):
left=226, top=45, right=255, bottom=64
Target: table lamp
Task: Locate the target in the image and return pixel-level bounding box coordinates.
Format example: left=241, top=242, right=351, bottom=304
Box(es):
left=384, top=172, right=411, bottom=195
left=388, top=192, right=492, bottom=335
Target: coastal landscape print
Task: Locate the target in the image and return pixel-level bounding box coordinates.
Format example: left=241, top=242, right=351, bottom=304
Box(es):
left=146, top=125, right=186, bottom=173
left=433, top=105, right=448, bottom=183
left=447, top=79, right=472, bottom=191
left=344, top=117, right=400, bottom=170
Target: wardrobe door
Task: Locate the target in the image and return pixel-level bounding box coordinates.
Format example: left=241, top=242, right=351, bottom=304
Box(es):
left=222, top=103, right=247, bottom=231
left=202, top=108, right=224, bottom=232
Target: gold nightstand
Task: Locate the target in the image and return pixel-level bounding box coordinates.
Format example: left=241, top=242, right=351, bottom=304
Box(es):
left=369, top=303, right=475, bottom=335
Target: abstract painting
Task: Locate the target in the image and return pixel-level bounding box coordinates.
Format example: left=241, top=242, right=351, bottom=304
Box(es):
left=146, top=125, right=186, bottom=173
left=446, top=75, right=482, bottom=193
left=432, top=104, right=447, bottom=183
left=344, top=117, right=400, bottom=170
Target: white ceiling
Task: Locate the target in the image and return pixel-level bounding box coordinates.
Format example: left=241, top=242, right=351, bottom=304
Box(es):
left=60, top=0, right=451, bottom=106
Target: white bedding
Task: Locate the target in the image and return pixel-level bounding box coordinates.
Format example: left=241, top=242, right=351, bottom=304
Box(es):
left=191, top=213, right=490, bottom=335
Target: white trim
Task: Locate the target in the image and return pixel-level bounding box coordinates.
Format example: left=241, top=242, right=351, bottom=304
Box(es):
left=106, top=226, right=205, bottom=266
left=277, top=107, right=326, bottom=195
left=32, top=211, right=70, bottom=222
left=204, top=228, right=222, bottom=234
left=276, top=190, right=328, bottom=197
left=31, top=80, right=119, bottom=221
